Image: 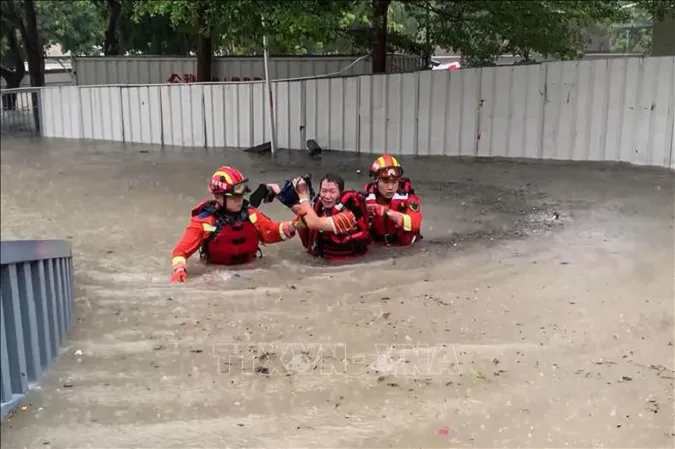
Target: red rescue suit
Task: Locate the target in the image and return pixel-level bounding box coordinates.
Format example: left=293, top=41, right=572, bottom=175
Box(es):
left=193, top=201, right=259, bottom=264
left=171, top=199, right=291, bottom=268
left=364, top=177, right=422, bottom=246
left=298, top=191, right=370, bottom=259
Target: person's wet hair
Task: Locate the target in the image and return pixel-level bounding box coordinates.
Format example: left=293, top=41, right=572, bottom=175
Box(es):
left=320, top=173, right=344, bottom=193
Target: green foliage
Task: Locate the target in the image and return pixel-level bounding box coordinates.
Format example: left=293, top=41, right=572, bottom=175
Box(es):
left=132, top=0, right=357, bottom=55
left=6, top=0, right=671, bottom=70
left=399, top=1, right=631, bottom=66
left=609, top=3, right=654, bottom=53
left=2, top=0, right=200, bottom=59
left=597, top=1, right=675, bottom=54
left=637, top=0, right=675, bottom=20
left=116, top=1, right=195, bottom=55
left=130, top=0, right=644, bottom=64
left=36, top=0, right=104, bottom=55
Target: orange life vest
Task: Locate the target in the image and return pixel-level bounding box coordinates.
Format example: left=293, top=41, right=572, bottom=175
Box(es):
left=191, top=200, right=260, bottom=265
left=307, top=191, right=370, bottom=259
left=364, top=177, right=418, bottom=244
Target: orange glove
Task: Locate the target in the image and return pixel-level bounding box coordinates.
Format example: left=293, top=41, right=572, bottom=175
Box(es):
left=171, top=267, right=187, bottom=283
left=367, top=203, right=388, bottom=217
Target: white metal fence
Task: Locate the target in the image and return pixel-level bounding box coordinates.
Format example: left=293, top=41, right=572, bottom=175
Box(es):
left=33, top=56, right=675, bottom=169
left=71, top=55, right=425, bottom=86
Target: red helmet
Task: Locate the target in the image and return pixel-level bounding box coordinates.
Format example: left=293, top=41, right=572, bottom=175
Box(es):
left=208, top=166, right=249, bottom=196
left=369, top=154, right=403, bottom=179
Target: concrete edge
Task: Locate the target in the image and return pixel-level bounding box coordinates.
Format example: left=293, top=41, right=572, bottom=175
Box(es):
left=0, top=393, right=26, bottom=422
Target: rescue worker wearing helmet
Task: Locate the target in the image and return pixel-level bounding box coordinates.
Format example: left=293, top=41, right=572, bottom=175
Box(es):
left=170, top=166, right=298, bottom=283
left=364, top=154, right=422, bottom=246
left=291, top=173, right=370, bottom=260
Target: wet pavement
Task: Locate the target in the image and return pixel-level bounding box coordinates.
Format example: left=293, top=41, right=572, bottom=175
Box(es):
left=1, top=136, right=674, bottom=448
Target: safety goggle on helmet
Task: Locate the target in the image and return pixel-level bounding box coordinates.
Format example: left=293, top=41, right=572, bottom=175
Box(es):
left=208, top=166, right=251, bottom=196
left=369, top=154, right=403, bottom=179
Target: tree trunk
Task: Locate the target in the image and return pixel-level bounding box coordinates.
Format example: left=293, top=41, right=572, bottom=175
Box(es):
left=104, top=0, right=122, bottom=55
left=22, top=0, right=45, bottom=87
left=22, top=0, right=45, bottom=132
left=196, top=6, right=213, bottom=82
left=0, top=29, right=26, bottom=111
left=372, top=0, right=390, bottom=74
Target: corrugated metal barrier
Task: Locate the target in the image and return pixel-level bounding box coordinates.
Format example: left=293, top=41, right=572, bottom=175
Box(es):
left=71, top=54, right=425, bottom=86
left=0, top=240, right=75, bottom=422
left=17, top=56, right=675, bottom=169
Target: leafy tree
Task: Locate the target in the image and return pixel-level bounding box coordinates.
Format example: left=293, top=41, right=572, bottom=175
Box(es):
left=132, top=0, right=423, bottom=73
left=1, top=0, right=45, bottom=86
left=639, top=0, right=675, bottom=19
left=132, top=0, right=357, bottom=80
left=37, top=0, right=104, bottom=55
left=609, top=4, right=652, bottom=53
left=398, top=1, right=630, bottom=66
left=89, top=0, right=197, bottom=56
left=1, top=0, right=103, bottom=93
left=329, top=1, right=433, bottom=66
left=0, top=0, right=44, bottom=129
left=106, top=0, right=198, bottom=56
left=635, top=0, right=675, bottom=55
left=0, top=0, right=202, bottom=94
left=298, top=0, right=632, bottom=69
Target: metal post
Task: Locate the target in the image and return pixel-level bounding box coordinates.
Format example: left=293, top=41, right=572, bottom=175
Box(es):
left=262, top=17, right=277, bottom=156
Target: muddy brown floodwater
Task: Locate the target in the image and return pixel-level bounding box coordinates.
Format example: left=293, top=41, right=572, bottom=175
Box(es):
left=1, top=137, right=674, bottom=448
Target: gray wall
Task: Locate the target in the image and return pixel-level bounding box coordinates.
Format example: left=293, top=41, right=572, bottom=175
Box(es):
left=1, top=240, right=75, bottom=422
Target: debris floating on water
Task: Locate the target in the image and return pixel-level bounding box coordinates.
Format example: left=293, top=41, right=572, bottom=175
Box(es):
left=437, top=426, right=451, bottom=436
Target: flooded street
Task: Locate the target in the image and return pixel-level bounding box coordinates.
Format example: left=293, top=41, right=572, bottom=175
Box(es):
left=1, top=137, right=673, bottom=448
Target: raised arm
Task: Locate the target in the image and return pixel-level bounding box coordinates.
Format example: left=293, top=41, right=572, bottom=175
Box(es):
left=248, top=208, right=296, bottom=243
left=387, top=193, right=422, bottom=234
left=295, top=201, right=357, bottom=234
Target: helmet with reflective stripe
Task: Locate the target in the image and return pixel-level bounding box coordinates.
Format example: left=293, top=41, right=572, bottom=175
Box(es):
left=369, top=154, right=403, bottom=179
left=208, top=166, right=249, bottom=196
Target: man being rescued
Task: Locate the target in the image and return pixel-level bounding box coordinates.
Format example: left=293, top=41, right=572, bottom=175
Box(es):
left=364, top=154, right=422, bottom=245
left=170, top=166, right=298, bottom=283
left=291, top=173, right=371, bottom=260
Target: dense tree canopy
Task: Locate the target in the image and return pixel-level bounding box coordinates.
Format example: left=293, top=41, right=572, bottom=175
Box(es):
left=1, top=0, right=45, bottom=88
left=37, top=0, right=103, bottom=55
left=130, top=0, right=674, bottom=73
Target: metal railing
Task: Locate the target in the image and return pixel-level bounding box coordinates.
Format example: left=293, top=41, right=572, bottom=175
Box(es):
left=0, top=88, right=42, bottom=136
left=0, top=239, right=74, bottom=422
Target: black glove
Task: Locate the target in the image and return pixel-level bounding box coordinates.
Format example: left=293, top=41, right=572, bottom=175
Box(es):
left=248, top=184, right=276, bottom=208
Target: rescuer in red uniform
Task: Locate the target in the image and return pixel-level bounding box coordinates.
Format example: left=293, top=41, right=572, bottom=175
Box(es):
left=291, top=173, right=370, bottom=260
left=364, top=154, right=422, bottom=246
left=170, top=166, right=298, bottom=283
